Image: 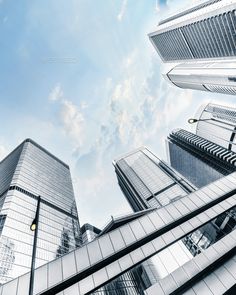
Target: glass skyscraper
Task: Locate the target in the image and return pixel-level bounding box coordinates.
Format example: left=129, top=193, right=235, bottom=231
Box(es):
left=113, top=147, right=196, bottom=290
left=148, top=0, right=236, bottom=95
left=0, top=139, right=81, bottom=285
left=113, top=147, right=195, bottom=212
left=113, top=144, right=236, bottom=288
left=149, top=0, right=236, bottom=63
left=166, top=128, right=236, bottom=188
left=167, top=103, right=236, bottom=187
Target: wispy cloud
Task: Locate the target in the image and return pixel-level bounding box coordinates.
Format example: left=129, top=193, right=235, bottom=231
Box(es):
left=117, top=0, right=128, bottom=21
left=49, top=83, right=64, bottom=101
left=60, top=100, right=85, bottom=146
left=155, top=0, right=161, bottom=13
left=80, top=101, right=88, bottom=110
left=49, top=84, right=86, bottom=147
left=82, top=50, right=190, bottom=154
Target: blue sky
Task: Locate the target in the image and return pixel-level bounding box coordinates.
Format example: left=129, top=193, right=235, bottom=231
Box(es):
left=1, top=0, right=236, bottom=228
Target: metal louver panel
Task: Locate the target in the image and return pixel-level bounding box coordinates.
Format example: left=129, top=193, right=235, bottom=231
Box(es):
left=204, top=84, right=236, bottom=95
left=205, top=104, right=236, bottom=123
left=171, top=129, right=236, bottom=167
left=150, top=10, right=236, bottom=62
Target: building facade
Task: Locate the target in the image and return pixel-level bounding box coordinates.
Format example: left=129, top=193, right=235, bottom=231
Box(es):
left=113, top=144, right=236, bottom=289
left=149, top=0, right=236, bottom=95
left=195, top=103, right=236, bottom=152
left=113, top=147, right=196, bottom=291
left=113, top=147, right=195, bottom=212
left=0, top=139, right=81, bottom=285
left=164, top=61, right=236, bottom=96
left=166, top=128, right=236, bottom=188
left=149, top=0, right=236, bottom=63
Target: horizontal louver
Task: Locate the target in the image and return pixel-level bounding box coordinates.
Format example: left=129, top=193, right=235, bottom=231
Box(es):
left=204, top=84, right=236, bottom=95
left=171, top=129, right=236, bottom=167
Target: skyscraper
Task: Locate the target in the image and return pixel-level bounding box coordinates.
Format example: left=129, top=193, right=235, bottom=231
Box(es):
left=113, top=146, right=196, bottom=290
left=113, top=147, right=196, bottom=212
left=166, top=104, right=236, bottom=257
left=113, top=143, right=236, bottom=291
left=195, top=103, right=236, bottom=151
left=149, top=0, right=236, bottom=94
left=149, top=0, right=236, bottom=63
left=0, top=139, right=81, bottom=284
left=166, top=128, right=236, bottom=187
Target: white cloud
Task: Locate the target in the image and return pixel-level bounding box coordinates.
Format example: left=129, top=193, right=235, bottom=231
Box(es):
left=123, top=50, right=138, bottom=68
left=80, top=101, right=88, bottom=109
left=162, top=87, right=193, bottom=125
left=117, top=0, right=128, bottom=21
left=48, top=84, right=86, bottom=147
left=155, top=0, right=161, bottom=13
left=110, top=77, right=133, bottom=106
left=97, top=50, right=194, bottom=157
left=60, top=100, right=85, bottom=146
left=49, top=83, right=64, bottom=101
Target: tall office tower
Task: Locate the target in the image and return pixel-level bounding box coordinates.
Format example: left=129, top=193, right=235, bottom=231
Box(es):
left=4, top=173, right=236, bottom=294
left=149, top=0, right=236, bottom=63
left=113, top=147, right=196, bottom=291
left=166, top=128, right=236, bottom=188
left=164, top=61, right=236, bottom=95
left=113, top=147, right=196, bottom=212
left=0, top=139, right=81, bottom=285
left=148, top=0, right=236, bottom=94
left=195, top=103, right=236, bottom=151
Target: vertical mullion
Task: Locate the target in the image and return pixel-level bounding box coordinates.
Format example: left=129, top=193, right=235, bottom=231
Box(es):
left=215, top=15, right=229, bottom=56
left=221, top=13, right=234, bottom=55
left=209, top=17, right=225, bottom=57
